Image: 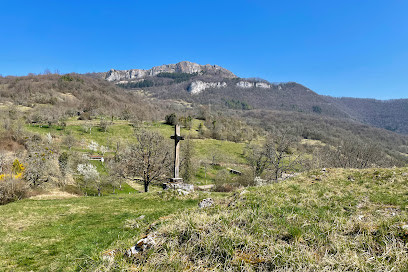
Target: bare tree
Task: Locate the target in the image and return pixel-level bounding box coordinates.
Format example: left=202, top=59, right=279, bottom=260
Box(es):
left=244, top=142, right=270, bottom=178
left=0, top=152, right=5, bottom=174
left=245, top=132, right=302, bottom=182
left=126, top=130, right=171, bottom=192
left=181, top=136, right=195, bottom=182
left=99, top=118, right=110, bottom=132
left=319, top=137, right=383, bottom=169
left=63, top=134, right=76, bottom=151
left=24, top=147, right=56, bottom=186
left=106, top=143, right=127, bottom=191
left=266, top=133, right=301, bottom=181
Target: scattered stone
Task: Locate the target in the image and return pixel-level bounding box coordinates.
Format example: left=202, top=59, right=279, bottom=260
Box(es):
left=310, top=175, right=321, bottom=181
left=125, top=234, right=156, bottom=257
left=321, top=168, right=326, bottom=172
left=124, top=215, right=145, bottom=229
left=126, top=245, right=141, bottom=257
left=102, top=249, right=118, bottom=262
left=198, top=198, right=214, bottom=208
left=254, top=176, right=266, bottom=186
left=177, top=189, right=189, bottom=195
left=240, top=190, right=249, bottom=196
left=347, top=176, right=355, bottom=182
left=163, top=182, right=194, bottom=192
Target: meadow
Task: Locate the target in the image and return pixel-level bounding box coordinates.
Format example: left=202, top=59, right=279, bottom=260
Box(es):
left=0, top=191, right=200, bottom=271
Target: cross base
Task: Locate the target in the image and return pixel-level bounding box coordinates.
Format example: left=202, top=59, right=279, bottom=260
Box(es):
left=169, top=177, right=183, bottom=183
left=162, top=178, right=194, bottom=192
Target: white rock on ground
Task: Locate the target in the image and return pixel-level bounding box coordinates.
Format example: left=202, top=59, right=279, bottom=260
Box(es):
left=198, top=198, right=214, bottom=208
left=126, top=234, right=156, bottom=257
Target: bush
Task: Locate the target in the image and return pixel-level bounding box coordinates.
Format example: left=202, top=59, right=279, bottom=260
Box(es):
left=62, top=185, right=83, bottom=196
left=213, top=169, right=236, bottom=192
left=78, top=112, right=91, bottom=120
left=236, top=170, right=256, bottom=187
left=165, top=113, right=178, bottom=125
left=0, top=178, right=29, bottom=205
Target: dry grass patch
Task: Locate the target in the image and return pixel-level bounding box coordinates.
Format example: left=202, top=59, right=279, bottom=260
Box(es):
left=114, top=167, right=408, bottom=271
left=29, top=190, right=79, bottom=200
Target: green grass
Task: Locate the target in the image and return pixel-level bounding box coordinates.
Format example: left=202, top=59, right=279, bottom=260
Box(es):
left=26, top=122, right=135, bottom=148
left=192, top=138, right=246, bottom=165
left=25, top=119, right=248, bottom=186
left=0, top=193, right=199, bottom=271
left=116, top=167, right=408, bottom=271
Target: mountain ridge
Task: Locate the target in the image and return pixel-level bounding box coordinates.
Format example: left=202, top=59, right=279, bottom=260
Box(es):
left=100, top=61, right=408, bottom=134
left=105, top=61, right=236, bottom=82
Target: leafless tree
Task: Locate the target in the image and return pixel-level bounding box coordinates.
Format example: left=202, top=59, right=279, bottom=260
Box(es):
left=63, top=134, right=76, bottom=151
left=24, top=146, right=56, bottom=186
left=245, top=132, right=302, bottom=182
left=266, top=132, right=301, bottom=181
left=125, top=130, right=171, bottom=192
left=244, top=142, right=270, bottom=178
left=319, top=137, right=384, bottom=168
left=0, top=152, right=5, bottom=174
left=106, top=143, right=127, bottom=191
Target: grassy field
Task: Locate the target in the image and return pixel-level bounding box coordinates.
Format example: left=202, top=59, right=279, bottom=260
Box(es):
left=1, top=166, right=408, bottom=271
left=106, top=167, right=408, bottom=271
left=25, top=119, right=247, bottom=185
left=0, top=192, right=202, bottom=271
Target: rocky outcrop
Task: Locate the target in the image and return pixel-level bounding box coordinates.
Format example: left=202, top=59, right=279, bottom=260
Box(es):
left=255, top=82, right=271, bottom=88
left=236, top=81, right=271, bottom=89
left=105, top=61, right=236, bottom=82
left=105, top=69, right=147, bottom=82
left=188, top=81, right=227, bottom=94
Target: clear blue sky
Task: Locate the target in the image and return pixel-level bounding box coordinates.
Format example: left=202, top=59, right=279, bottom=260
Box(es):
left=1, top=0, right=407, bottom=99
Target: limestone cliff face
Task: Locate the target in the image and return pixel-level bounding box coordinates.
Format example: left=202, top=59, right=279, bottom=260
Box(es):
left=105, top=61, right=236, bottom=82
left=188, top=81, right=227, bottom=94
left=105, top=69, right=147, bottom=81
left=236, top=81, right=271, bottom=89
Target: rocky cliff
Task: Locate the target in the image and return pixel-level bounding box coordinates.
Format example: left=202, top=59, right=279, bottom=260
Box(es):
left=188, top=81, right=227, bottom=94
left=105, top=61, right=236, bottom=82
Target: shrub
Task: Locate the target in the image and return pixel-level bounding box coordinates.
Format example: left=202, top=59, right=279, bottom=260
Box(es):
left=165, top=113, right=178, bottom=125
left=0, top=178, right=29, bottom=205
left=213, top=169, right=236, bottom=192
left=236, top=170, right=256, bottom=187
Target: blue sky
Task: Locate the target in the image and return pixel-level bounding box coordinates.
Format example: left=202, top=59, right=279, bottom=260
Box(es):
left=1, top=0, right=407, bottom=99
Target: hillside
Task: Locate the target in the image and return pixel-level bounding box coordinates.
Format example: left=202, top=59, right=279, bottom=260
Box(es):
left=1, top=168, right=407, bottom=271
left=0, top=66, right=407, bottom=272
left=327, top=97, right=408, bottom=134
left=1, top=71, right=407, bottom=167
left=107, top=168, right=408, bottom=271
left=100, top=61, right=408, bottom=134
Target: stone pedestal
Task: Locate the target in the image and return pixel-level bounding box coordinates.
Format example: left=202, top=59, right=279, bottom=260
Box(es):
left=163, top=178, right=194, bottom=192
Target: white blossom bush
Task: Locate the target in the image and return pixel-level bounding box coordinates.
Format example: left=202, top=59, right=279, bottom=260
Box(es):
left=77, top=163, right=99, bottom=181
left=100, top=145, right=108, bottom=155
left=88, top=141, right=99, bottom=153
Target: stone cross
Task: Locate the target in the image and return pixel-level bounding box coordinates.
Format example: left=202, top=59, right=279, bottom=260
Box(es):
left=170, top=124, right=184, bottom=182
